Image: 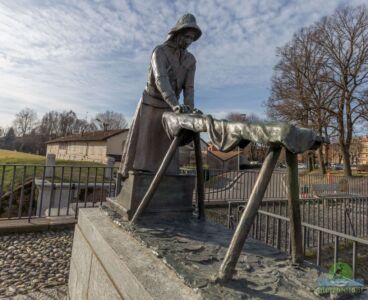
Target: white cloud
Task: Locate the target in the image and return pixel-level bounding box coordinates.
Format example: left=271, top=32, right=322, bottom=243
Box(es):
left=0, top=0, right=366, bottom=128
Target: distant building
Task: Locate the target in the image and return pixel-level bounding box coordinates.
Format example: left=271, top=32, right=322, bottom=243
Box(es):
left=180, top=140, right=248, bottom=170
left=354, top=136, right=368, bottom=165
left=46, top=129, right=129, bottom=164
left=207, top=143, right=248, bottom=170
left=328, top=136, right=368, bottom=165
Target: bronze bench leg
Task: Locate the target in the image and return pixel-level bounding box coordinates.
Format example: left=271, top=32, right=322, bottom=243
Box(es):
left=130, top=134, right=182, bottom=224
left=217, top=146, right=281, bottom=281
left=194, top=132, right=205, bottom=220
left=286, top=149, right=303, bottom=263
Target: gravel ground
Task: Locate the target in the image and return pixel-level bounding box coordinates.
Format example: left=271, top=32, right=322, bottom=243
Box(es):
left=0, top=230, right=73, bottom=299
left=1, top=286, right=67, bottom=300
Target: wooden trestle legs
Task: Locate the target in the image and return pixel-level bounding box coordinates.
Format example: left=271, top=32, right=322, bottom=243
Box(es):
left=217, top=146, right=282, bottom=281
left=130, top=134, right=182, bottom=224
left=130, top=131, right=206, bottom=224
left=217, top=146, right=305, bottom=281
left=286, top=149, right=303, bottom=263
left=194, top=132, right=205, bottom=220
left=130, top=131, right=304, bottom=281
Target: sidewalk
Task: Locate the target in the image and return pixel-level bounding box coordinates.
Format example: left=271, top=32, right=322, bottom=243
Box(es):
left=0, top=217, right=76, bottom=234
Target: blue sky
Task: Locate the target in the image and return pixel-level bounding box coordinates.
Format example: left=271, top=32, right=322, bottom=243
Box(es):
left=0, top=0, right=366, bottom=128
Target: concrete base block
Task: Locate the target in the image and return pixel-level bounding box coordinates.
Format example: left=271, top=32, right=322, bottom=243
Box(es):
left=68, top=208, right=201, bottom=300
left=107, top=171, right=195, bottom=220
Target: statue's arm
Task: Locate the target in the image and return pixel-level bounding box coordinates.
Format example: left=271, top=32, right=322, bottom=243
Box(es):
left=183, top=62, right=195, bottom=109
left=151, top=48, right=178, bottom=109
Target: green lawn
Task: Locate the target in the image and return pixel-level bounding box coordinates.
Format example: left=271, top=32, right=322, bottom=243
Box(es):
left=0, top=150, right=114, bottom=193
left=0, top=149, right=105, bottom=166
left=0, top=150, right=46, bottom=165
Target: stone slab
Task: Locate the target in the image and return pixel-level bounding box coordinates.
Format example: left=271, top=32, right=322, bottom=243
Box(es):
left=69, top=206, right=336, bottom=299
left=88, top=255, right=122, bottom=300
left=68, top=226, right=93, bottom=300
left=102, top=204, right=330, bottom=299
left=68, top=208, right=201, bottom=300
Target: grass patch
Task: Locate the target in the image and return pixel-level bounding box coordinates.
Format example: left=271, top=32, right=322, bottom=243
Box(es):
left=0, top=150, right=113, bottom=193
left=0, top=150, right=46, bottom=165
left=0, top=149, right=105, bottom=166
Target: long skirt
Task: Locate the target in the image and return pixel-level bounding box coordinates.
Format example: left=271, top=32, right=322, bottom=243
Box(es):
left=120, top=93, right=179, bottom=178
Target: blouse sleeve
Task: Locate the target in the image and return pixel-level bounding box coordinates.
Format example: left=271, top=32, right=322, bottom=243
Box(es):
left=183, top=61, right=196, bottom=109
left=151, top=47, right=178, bottom=109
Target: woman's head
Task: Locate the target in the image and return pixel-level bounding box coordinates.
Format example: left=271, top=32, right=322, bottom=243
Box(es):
left=167, top=14, right=202, bottom=45
left=175, top=29, right=198, bottom=49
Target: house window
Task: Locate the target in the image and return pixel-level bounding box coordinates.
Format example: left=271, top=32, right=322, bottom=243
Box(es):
left=59, top=143, right=67, bottom=150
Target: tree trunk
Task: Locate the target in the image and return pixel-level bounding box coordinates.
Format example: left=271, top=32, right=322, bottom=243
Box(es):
left=344, top=97, right=353, bottom=177
left=323, top=127, right=329, bottom=166
left=342, top=146, right=352, bottom=177
left=317, top=147, right=326, bottom=175
left=308, top=152, right=313, bottom=172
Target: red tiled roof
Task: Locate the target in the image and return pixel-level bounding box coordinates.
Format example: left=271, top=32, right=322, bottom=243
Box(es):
left=46, top=129, right=128, bottom=144
left=208, top=150, right=240, bottom=161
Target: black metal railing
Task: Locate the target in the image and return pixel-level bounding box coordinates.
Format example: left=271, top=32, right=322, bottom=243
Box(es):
left=223, top=197, right=368, bottom=238
left=208, top=200, right=368, bottom=279
left=199, top=169, right=368, bottom=280
left=0, top=164, right=119, bottom=221
left=251, top=210, right=368, bottom=279
left=189, top=169, right=368, bottom=202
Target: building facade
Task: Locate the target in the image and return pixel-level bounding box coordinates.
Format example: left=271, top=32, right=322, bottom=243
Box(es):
left=328, top=136, right=368, bottom=165
left=179, top=140, right=248, bottom=170
left=46, top=129, right=129, bottom=164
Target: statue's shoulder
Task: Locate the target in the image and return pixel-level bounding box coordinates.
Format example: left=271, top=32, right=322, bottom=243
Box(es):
left=152, top=44, right=196, bottom=68
left=183, top=51, right=196, bottom=66
left=151, top=44, right=166, bottom=56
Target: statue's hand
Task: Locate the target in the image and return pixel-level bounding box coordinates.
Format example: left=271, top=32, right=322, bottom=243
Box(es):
left=183, top=105, right=192, bottom=113
left=173, top=105, right=191, bottom=114
left=192, top=108, right=203, bottom=115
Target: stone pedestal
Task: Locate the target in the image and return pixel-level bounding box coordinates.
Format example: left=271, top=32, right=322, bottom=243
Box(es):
left=107, top=171, right=195, bottom=220
left=69, top=207, right=327, bottom=300
left=68, top=208, right=200, bottom=300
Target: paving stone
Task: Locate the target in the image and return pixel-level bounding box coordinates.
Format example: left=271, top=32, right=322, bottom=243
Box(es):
left=0, top=230, right=73, bottom=299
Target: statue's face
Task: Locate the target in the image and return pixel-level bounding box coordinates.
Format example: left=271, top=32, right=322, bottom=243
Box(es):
left=176, top=30, right=197, bottom=49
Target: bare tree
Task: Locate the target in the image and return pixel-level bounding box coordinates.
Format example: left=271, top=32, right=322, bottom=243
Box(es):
left=2, top=127, right=16, bottom=150
left=95, top=111, right=128, bottom=130
left=58, top=111, right=78, bottom=136
left=267, top=5, right=368, bottom=176
left=314, top=5, right=368, bottom=176
left=73, top=118, right=97, bottom=133
left=267, top=27, right=337, bottom=174
left=13, top=108, right=38, bottom=136
left=39, top=111, right=61, bottom=139
left=329, top=142, right=343, bottom=164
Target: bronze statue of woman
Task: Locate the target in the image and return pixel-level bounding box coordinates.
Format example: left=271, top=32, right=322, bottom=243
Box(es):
left=120, top=14, right=202, bottom=178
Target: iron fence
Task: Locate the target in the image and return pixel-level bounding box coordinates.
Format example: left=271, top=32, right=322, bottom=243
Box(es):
left=251, top=209, right=368, bottom=279
left=0, top=164, right=119, bottom=221
left=2, top=164, right=368, bottom=226
left=3, top=163, right=368, bottom=277
left=191, top=169, right=368, bottom=202
left=208, top=199, right=368, bottom=279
